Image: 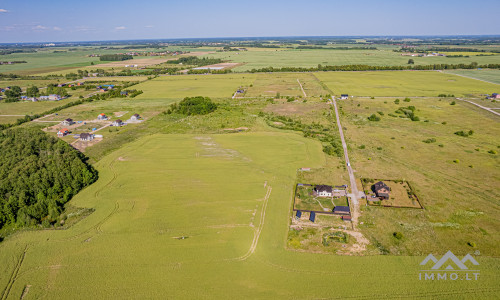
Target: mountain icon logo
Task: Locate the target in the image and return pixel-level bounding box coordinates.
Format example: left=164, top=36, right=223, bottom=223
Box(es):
left=420, top=251, right=479, bottom=270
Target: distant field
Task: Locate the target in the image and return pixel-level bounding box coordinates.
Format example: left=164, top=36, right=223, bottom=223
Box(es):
left=0, top=98, right=76, bottom=123
left=314, top=70, right=500, bottom=96
left=444, top=69, right=500, bottom=85
left=206, top=48, right=500, bottom=71
left=133, top=74, right=256, bottom=99
left=2, top=132, right=498, bottom=299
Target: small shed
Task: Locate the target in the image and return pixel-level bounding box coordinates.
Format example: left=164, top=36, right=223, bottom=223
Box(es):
left=309, top=211, right=316, bottom=222
left=295, top=210, right=302, bottom=219
left=342, top=215, right=352, bottom=221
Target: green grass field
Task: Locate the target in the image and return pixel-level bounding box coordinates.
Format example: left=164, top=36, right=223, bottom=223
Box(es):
left=2, top=132, right=498, bottom=299
left=314, top=71, right=500, bottom=96
left=133, top=74, right=256, bottom=99
left=444, top=69, right=500, bottom=85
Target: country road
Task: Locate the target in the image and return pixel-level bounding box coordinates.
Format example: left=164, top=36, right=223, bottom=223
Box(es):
left=331, top=97, right=361, bottom=225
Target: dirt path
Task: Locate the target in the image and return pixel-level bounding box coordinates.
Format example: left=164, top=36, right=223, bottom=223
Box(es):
left=331, top=97, right=360, bottom=223
left=233, top=186, right=272, bottom=261
left=297, top=79, right=307, bottom=98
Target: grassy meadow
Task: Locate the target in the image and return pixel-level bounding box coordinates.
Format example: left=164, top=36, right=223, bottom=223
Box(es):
left=2, top=132, right=499, bottom=299
left=444, top=69, right=500, bottom=85
left=314, top=71, right=500, bottom=97
left=339, top=97, right=500, bottom=255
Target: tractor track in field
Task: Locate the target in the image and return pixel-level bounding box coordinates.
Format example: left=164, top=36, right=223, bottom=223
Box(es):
left=1, top=246, right=28, bottom=300
left=231, top=186, right=272, bottom=261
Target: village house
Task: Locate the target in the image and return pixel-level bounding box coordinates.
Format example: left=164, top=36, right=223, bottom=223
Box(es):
left=97, top=113, right=108, bottom=120
left=112, top=119, right=123, bottom=126
left=120, top=90, right=128, bottom=96
left=57, top=128, right=70, bottom=137
left=373, top=181, right=391, bottom=200
left=61, top=118, right=74, bottom=126
left=313, top=185, right=333, bottom=197
left=340, top=94, right=349, bottom=100
left=130, top=113, right=141, bottom=121
left=488, top=93, right=500, bottom=99
left=79, top=133, right=94, bottom=141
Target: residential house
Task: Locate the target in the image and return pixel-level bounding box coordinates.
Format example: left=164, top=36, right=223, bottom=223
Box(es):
left=57, top=128, right=70, bottom=137
left=120, top=90, right=129, bottom=96
left=373, top=181, right=390, bottom=200
left=130, top=113, right=141, bottom=121
left=79, top=133, right=94, bottom=141
left=97, top=113, right=107, bottom=120
left=112, top=119, right=123, bottom=126
left=340, top=94, right=349, bottom=100
left=489, top=93, right=500, bottom=99
left=48, top=94, right=62, bottom=101
left=313, top=185, right=333, bottom=197
left=61, top=118, right=74, bottom=126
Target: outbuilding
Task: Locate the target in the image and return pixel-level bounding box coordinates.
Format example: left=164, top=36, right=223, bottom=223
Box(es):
left=333, top=206, right=350, bottom=215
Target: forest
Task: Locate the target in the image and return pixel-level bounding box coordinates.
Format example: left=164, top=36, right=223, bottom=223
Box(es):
left=0, top=128, right=98, bottom=231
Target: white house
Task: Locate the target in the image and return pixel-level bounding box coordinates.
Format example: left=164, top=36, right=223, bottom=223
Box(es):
left=112, top=119, right=123, bottom=126
left=340, top=94, right=349, bottom=100
left=79, top=133, right=94, bottom=141
left=314, top=185, right=333, bottom=197
left=130, top=113, right=141, bottom=121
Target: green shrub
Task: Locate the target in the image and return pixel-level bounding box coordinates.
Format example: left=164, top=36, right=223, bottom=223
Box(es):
left=393, top=232, right=403, bottom=240
left=422, top=138, right=437, bottom=143
left=403, top=97, right=411, bottom=102
left=488, top=150, right=497, bottom=155
left=368, top=114, right=381, bottom=121
left=169, top=96, right=217, bottom=116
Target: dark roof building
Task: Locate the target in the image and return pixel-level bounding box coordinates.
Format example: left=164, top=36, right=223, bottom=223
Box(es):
left=333, top=206, right=350, bottom=215
left=296, top=210, right=302, bottom=219
left=373, top=181, right=390, bottom=199
left=309, top=211, right=316, bottom=222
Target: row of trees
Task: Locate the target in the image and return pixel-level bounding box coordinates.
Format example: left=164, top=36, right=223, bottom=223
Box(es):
left=0, top=128, right=98, bottom=229
left=99, top=54, right=133, bottom=61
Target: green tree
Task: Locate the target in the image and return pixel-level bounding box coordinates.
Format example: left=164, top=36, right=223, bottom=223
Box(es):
left=26, top=85, right=39, bottom=97
left=408, top=59, right=415, bottom=64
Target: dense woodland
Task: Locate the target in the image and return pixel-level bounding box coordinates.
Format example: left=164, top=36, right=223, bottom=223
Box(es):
left=0, top=128, right=98, bottom=230
left=166, top=96, right=218, bottom=115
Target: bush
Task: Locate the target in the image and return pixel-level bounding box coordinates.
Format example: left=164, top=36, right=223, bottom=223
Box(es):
left=394, top=99, right=400, bottom=104
left=377, top=111, right=384, bottom=116
left=488, top=150, right=497, bottom=155
left=454, top=130, right=474, bottom=137
left=450, top=101, right=456, bottom=105
left=422, top=138, right=437, bottom=143
left=404, top=97, right=411, bottom=102
left=453, top=159, right=460, bottom=163
left=358, top=145, right=366, bottom=149
left=169, top=96, right=217, bottom=116
left=368, top=114, right=381, bottom=121
left=393, top=232, right=403, bottom=240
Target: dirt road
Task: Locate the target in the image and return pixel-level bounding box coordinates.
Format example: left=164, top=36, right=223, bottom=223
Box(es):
left=458, top=98, right=500, bottom=117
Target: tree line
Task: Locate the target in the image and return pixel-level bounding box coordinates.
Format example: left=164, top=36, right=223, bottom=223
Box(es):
left=99, top=54, right=133, bottom=61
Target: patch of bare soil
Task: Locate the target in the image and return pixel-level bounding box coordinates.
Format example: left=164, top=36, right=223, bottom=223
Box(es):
left=72, top=138, right=103, bottom=152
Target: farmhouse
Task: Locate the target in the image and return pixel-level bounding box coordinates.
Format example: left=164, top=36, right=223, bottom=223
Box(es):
left=340, top=94, right=349, bottom=100
left=57, top=128, right=70, bottom=137
left=373, top=181, right=391, bottom=200
left=112, top=119, right=123, bottom=126
left=79, top=133, right=94, bottom=141
left=489, top=93, right=500, bottom=99
left=97, top=113, right=108, bottom=120
left=314, top=185, right=333, bottom=197
left=130, top=113, right=141, bottom=121
left=333, top=206, right=350, bottom=215
left=61, top=118, right=74, bottom=126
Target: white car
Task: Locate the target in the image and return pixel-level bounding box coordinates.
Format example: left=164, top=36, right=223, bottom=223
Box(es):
left=347, top=162, right=351, bottom=167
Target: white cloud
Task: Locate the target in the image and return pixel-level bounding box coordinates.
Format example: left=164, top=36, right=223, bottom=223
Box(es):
left=33, top=25, right=48, bottom=30
left=53, top=26, right=62, bottom=31
left=0, top=9, right=8, bottom=13
left=145, top=25, right=154, bottom=28
left=75, top=26, right=96, bottom=32
left=115, top=26, right=126, bottom=30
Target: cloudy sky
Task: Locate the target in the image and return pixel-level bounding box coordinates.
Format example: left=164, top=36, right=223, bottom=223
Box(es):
left=0, top=0, right=499, bottom=43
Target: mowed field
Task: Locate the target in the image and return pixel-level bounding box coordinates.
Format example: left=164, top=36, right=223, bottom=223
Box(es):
left=314, top=71, right=500, bottom=96
left=133, top=74, right=256, bottom=99
left=245, top=73, right=326, bottom=97
left=2, top=132, right=499, bottom=299
left=339, top=97, right=500, bottom=255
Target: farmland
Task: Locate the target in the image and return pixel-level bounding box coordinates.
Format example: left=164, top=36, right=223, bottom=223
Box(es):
left=1, top=37, right=500, bottom=299
left=315, top=71, right=500, bottom=96
left=1, top=132, right=499, bottom=299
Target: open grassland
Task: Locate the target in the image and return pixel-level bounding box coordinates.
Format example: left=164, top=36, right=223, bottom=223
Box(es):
left=340, top=97, right=500, bottom=256
left=1, top=132, right=498, bottom=299
left=245, top=73, right=326, bottom=97
left=444, top=69, right=500, bottom=85
left=206, top=48, right=500, bottom=72
left=133, top=74, right=256, bottom=99
left=315, top=71, right=500, bottom=96
left=0, top=99, right=76, bottom=122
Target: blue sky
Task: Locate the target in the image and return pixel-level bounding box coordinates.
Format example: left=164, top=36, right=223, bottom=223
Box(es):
left=0, top=0, right=499, bottom=43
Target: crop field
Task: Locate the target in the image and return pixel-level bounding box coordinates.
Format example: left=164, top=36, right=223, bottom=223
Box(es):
left=314, top=71, right=500, bottom=96
left=1, top=132, right=498, bottom=299
left=339, top=97, right=500, bottom=256
left=444, top=69, right=500, bottom=85
left=206, top=48, right=500, bottom=72
left=0, top=98, right=75, bottom=123
left=133, top=74, right=256, bottom=99
left=245, top=73, right=326, bottom=97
